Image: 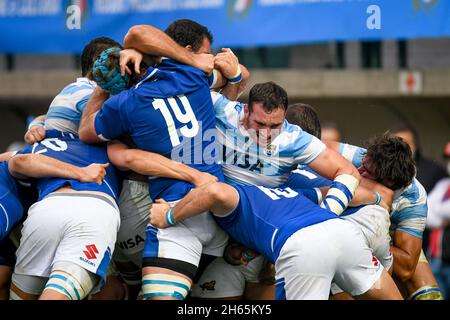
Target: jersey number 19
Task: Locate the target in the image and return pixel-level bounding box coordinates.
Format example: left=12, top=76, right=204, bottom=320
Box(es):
left=152, top=95, right=199, bottom=147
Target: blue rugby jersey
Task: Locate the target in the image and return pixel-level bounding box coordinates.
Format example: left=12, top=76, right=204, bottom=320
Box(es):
left=18, top=130, right=120, bottom=202
left=94, top=58, right=224, bottom=201
left=0, top=162, right=23, bottom=241
left=215, top=184, right=338, bottom=263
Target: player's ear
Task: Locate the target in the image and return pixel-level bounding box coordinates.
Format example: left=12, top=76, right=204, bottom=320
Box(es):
left=185, top=45, right=193, bottom=52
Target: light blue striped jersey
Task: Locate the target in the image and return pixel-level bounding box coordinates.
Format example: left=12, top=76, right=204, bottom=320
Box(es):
left=45, top=77, right=96, bottom=135
left=339, top=143, right=428, bottom=239
left=211, top=92, right=326, bottom=187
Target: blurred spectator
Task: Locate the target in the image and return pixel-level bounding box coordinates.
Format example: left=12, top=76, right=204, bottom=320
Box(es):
left=321, top=122, right=341, bottom=142
left=426, top=141, right=450, bottom=299
left=390, top=123, right=447, bottom=193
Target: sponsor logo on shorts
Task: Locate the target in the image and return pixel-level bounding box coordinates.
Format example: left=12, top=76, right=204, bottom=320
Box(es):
left=118, top=235, right=145, bottom=251
left=83, top=244, right=99, bottom=260
left=199, top=280, right=216, bottom=291
left=79, top=256, right=96, bottom=267
left=372, top=255, right=379, bottom=268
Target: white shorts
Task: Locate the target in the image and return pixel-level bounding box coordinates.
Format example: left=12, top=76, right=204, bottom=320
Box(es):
left=275, top=218, right=383, bottom=300
left=330, top=205, right=393, bottom=296
left=191, top=256, right=265, bottom=299
left=115, top=180, right=151, bottom=267
left=14, top=193, right=120, bottom=283
left=143, top=198, right=229, bottom=274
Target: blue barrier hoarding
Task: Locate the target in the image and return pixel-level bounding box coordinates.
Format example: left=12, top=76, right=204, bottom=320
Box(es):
left=0, top=0, right=449, bottom=53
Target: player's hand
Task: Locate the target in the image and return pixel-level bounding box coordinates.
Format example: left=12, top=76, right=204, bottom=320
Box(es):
left=193, top=172, right=218, bottom=188
left=214, top=48, right=240, bottom=80
left=149, top=198, right=171, bottom=228
left=194, top=53, right=214, bottom=74
left=120, top=48, right=143, bottom=76
left=79, top=163, right=109, bottom=184
left=24, top=125, right=46, bottom=144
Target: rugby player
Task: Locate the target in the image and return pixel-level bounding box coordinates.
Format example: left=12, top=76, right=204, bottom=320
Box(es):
left=78, top=24, right=230, bottom=301
left=285, top=105, right=442, bottom=299
left=148, top=181, right=403, bottom=300
left=5, top=132, right=121, bottom=300
left=108, top=20, right=249, bottom=296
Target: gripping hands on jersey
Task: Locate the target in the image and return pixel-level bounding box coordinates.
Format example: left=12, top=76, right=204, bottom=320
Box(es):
left=149, top=198, right=173, bottom=228
left=320, top=173, right=359, bottom=215
left=25, top=122, right=46, bottom=145
left=78, top=163, right=109, bottom=185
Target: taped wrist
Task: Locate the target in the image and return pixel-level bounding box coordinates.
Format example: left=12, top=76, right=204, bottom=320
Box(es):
left=320, top=174, right=359, bottom=215
left=227, top=65, right=242, bottom=84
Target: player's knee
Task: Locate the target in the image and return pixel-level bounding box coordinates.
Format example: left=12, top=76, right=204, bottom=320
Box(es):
left=409, top=285, right=444, bottom=300
left=43, top=261, right=98, bottom=300
left=142, top=273, right=191, bottom=300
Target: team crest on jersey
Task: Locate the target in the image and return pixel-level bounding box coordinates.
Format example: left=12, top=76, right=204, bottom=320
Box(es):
left=264, top=144, right=277, bottom=156
left=199, top=280, right=216, bottom=291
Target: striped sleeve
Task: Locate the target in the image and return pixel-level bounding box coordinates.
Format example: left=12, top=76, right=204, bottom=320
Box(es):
left=338, top=143, right=366, bottom=168
left=390, top=179, right=428, bottom=239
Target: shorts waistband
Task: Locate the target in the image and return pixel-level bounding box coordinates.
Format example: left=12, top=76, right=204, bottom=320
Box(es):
left=44, top=192, right=119, bottom=211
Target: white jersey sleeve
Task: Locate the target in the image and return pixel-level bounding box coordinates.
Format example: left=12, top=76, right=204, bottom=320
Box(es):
left=338, top=143, right=366, bottom=168
left=390, top=178, right=428, bottom=239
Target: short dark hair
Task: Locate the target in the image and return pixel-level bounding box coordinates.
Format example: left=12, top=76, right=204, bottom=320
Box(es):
left=248, top=82, right=288, bottom=114
left=286, top=103, right=321, bottom=139
left=365, top=135, right=416, bottom=190
left=81, top=37, right=121, bottom=78
left=165, top=19, right=213, bottom=52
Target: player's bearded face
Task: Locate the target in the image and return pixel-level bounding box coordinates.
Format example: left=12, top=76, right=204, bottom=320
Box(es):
left=245, top=103, right=285, bottom=146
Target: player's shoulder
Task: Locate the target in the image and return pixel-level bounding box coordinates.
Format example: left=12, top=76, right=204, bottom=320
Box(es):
left=400, top=178, right=426, bottom=201
left=61, top=78, right=95, bottom=95
left=276, top=121, right=314, bottom=149
left=210, top=91, right=243, bottom=111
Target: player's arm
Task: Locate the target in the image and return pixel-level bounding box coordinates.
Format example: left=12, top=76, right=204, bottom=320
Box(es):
left=150, top=182, right=239, bottom=228
left=107, top=140, right=217, bottom=187
left=213, top=48, right=250, bottom=100
left=24, top=115, right=46, bottom=144
left=122, top=24, right=213, bottom=74
left=0, top=151, right=14, bottom=162
left=78, top=87, right=111, bottom=144
left=8, top=153, right=108, bottom=185
left=320, top=183, right=392, bottom=211
left=308, top=147, right=361, bottom=215
left=391, top=231, right=423, bottom=282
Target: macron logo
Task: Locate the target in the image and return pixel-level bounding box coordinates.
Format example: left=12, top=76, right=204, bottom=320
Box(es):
left=83, top=244, right=99, bottom=260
